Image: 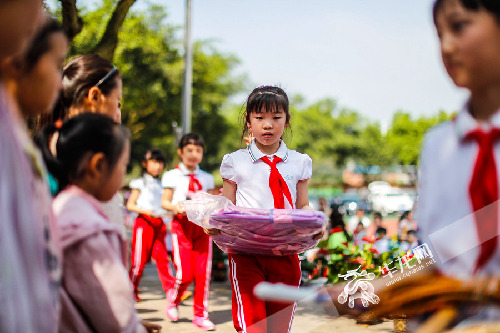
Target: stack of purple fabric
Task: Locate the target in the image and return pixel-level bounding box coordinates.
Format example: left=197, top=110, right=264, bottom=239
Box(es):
left=208, top=206, right=327, bottom=256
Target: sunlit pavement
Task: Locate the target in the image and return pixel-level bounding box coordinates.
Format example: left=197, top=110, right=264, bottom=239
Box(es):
left=135, top=263, right=394, bottom=333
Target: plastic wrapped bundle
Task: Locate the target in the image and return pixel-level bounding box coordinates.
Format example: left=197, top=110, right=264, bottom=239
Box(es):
left=210, top=206, right=327, bottom=255
left=182, top=193, right=327, bottom=256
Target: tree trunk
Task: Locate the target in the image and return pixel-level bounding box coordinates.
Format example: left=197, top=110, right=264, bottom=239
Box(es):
left=60, top=0, right=83, bottom=40
left=92, top=0, right=137, bottom=61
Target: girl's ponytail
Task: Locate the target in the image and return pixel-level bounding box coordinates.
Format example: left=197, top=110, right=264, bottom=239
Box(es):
left=35, top=124, right=68, bottom=191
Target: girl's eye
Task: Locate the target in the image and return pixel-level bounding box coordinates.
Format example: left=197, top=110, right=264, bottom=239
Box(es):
left=450, top=20, right=467, bottom=34
left=274, top=116, right=282, bottom=120
left=255, top=116, right=263, bottom=120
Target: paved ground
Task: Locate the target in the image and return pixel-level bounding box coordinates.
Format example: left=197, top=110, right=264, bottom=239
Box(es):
left=135, top=264, right=394, bottom=333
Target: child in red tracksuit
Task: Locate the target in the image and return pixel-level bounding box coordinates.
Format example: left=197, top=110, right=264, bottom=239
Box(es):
left=127, top=148, right=174, bottom=302
left=161, top=133, right=216, bottom=331
left=206, top=86, right=316, bottom=333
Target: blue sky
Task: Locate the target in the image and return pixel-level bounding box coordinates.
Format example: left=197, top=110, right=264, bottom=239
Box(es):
left=61, top=0, right=469, bottom=124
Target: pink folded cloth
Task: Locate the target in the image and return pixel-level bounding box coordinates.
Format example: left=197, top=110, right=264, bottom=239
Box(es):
left=208, top=206, right=327, bottom=256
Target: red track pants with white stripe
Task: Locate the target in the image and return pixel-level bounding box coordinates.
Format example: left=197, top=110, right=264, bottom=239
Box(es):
left=170, top=214, right=212, bottom=318
left=229, top=253, right=301, bottom=333
left=129, top=214, right=174, bottom=293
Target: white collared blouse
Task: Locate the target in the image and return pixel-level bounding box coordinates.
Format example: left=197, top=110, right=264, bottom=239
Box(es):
left=220, top=140, right=312, bottom=210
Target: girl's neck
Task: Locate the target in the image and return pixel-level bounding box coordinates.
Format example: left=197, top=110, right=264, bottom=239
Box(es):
left=469, top=85, right=500, bottom=122
left=182, top=163, right=197, bottom=172
left=255, top=139, right=280, bottom=155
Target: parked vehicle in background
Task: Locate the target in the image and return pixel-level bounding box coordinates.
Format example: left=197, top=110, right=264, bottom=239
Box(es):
left=331, top=192, right=372, bottom=216
left=368, top=181, right=414, bottom=216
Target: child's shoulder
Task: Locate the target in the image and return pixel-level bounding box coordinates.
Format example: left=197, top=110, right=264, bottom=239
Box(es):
left=221, top=147, right=251, bottom=164
left=129, top=176, right=145, bottom=189
left=286, top=148, right=312, bottom=163
left=421, top=120, right=455, bottom=155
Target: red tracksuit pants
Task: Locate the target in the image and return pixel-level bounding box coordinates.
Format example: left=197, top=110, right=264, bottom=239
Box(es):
left=129, top=214, right=174, bottom=293
left=229, top=253, right=301, bottom=333
left=169, top=215, right=212, bottom=318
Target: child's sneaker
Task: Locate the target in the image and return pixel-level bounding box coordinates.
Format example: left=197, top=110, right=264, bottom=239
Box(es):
left=166, top=305, right=179, bottom=322
left=192, top=316, right=215, bottom=331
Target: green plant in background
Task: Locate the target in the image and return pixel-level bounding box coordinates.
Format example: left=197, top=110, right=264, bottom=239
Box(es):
left=302, top=237, right=401, bottom=285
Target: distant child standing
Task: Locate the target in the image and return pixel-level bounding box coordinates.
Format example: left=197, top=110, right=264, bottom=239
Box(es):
left=39, top=113, right=160, bottom=332
left=127, top=148, right=174, bottom=302
left=161, top=133, right=215, bottom=331
left=212, top=86, right=314, bottom=333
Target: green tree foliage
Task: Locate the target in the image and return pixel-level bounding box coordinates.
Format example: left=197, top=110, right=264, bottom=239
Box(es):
left=386, top=110, right=451, bottom=165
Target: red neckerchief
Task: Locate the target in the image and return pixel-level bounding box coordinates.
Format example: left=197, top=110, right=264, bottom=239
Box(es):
left=466, top=128, right=500, bottom=272
left=260, top=156, right=293, bottom=209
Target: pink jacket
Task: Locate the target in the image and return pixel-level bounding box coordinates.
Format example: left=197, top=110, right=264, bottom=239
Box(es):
left=53, top=186, right=145, bottom=333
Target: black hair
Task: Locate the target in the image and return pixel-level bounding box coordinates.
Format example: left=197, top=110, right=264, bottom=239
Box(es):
left=329, top=203, right=352, bottom=242
left=242, top=85, right=290, bottom=141
left=37, top=113, right=129, bottom=191
left=144, top=148, right=166, bottom=163
left=141, top=148, right=166, bottom=174
left=18, top=17, right=66, bottom=73
left=178, top=132, right=204, bottom=150
left=407, top=229, right=416, bottom=237
left=39, top=54, right=120, bottom=129
left=376, top=227, right=387, bottom=236
left=433, top=0, right=500, bottom=25
left=373, top=212, right=383, bottom=220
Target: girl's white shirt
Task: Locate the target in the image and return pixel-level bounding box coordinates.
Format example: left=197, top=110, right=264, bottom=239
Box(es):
left=220, top=140, right=312, bottom=209
left=417, top=102, right=500, bottom=279
left=416, top=101, right=500, bottom=329
left=130, top=174, right=164, bottom=213
left=161, top=162, right=215, bottom=204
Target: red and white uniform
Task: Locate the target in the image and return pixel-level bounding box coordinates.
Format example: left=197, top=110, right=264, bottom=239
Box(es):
left=418, top=104, right=500, bottom=324
left=161, top=163, right=214, bottom=318
left=220, top=140, right=312, bottom=333
left=129, top=174, right=174, bottom=295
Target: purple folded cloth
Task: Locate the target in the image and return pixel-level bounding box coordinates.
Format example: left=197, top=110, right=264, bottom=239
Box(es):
left=208, top=206, right=327, bottom=256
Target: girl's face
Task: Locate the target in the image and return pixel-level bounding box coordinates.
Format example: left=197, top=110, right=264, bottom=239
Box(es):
left=143, top=159, right=164, bottom=178
left=96, top=142, right=129, bottom=202
left=0, top=0, right=43, bottom=61
left=97, top=78, right=123, bottom=123
left=178, top=144, right=203, bottom=171
left=17, top=32, right=68, bottom=117
left=246, top=109, right=287, bottom=152
left=436, top=0, right=500, bottom=92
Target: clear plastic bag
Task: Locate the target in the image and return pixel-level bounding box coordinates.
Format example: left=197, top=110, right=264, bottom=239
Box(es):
left=180, top=192, right=234, bottom=228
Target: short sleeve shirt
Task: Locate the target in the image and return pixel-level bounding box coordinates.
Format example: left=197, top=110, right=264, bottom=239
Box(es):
left=220, top=140, right=312, bottom=209
left=129, top=174, right=164, bottom=212
left=161, top=163, right=215, bottom=204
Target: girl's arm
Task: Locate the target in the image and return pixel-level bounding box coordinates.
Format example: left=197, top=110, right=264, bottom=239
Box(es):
left=161, top=188, right=184, bottom=215
left=221, top=179, right=237, bottom=204
left=61, top=233, right=145, bottom=333
left=296, top=180, right=312, bottom=210
left=297, top=179, right=325, bottom=240
left=203, top=180, right=236, bottom=236
left=126, top=189, right=154, bottom=216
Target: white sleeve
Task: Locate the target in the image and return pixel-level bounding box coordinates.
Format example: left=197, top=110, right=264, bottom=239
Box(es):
left=220, top=154, right=236, bottom=183
left=129, top=178, right=143, bottom=191
left=300, top=154, right=313, bottom=180
left=161, top=170, right=177, bottom=189
left=205, top=174, right=215, bottom=191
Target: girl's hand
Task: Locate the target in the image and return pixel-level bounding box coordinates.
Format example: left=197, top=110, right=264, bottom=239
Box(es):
left=142, top=320, right=161, bottom=332
left=175, top=202, right=185, bottom=215
left=203, top=227, right=221, bottom=236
